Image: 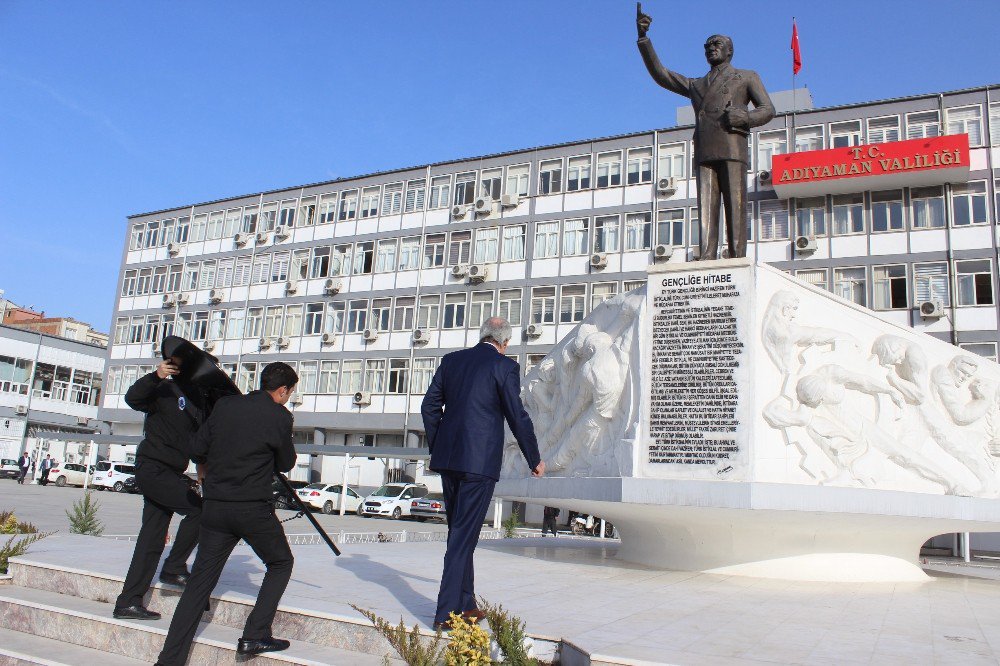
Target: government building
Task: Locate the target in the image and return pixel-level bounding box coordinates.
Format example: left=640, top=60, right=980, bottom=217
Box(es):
left=99, top=84, right=1000, bottom=488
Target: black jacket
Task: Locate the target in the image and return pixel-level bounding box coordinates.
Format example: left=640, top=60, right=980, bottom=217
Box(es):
left=191, top=391, right=295, bottom=502
left=125, top=372, right=204, bottom=473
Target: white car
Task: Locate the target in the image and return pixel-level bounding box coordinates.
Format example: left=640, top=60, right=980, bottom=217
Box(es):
left=361, top=483, right=428, bottom=519
left=91, top=461, right=136, bottom=492
left=48, top=463, right=94, bottom=487
left=296, top=483, right=364, bottom=515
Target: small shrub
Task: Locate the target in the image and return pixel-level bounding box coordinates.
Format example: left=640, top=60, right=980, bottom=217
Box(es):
left=66, top=491, right=104, bottom=536
left=479, top=598, right=538, bottom=665
left=444, top=611, right=490, bottom=666
left=0, top=511, right=39, bottom=534
left=351, top=604, right=446, bottom=666
left=501, top=513, right=521, bottom=539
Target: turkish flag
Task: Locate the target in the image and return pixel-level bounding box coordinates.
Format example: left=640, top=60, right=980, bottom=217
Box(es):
left=791, top=20, right=802, bottom=75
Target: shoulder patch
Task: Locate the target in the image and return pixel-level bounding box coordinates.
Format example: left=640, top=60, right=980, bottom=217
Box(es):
left=178, top=396, right=186, bottom=411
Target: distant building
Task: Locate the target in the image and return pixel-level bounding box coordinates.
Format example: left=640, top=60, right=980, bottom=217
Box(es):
left=1, top=303, right=108, bottom=347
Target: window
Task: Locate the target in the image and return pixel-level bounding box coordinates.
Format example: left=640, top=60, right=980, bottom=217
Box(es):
left=277, top=200, right=296, bottom=228
left=530, top=287, right=555, bottom=324
left=291, top=249, right=309, bottom=281
left=411, top=358, right=436, bottom=394
left=429, top=175, right=451, bottom=209
left=960, top=343, right=998, bottom=363
left=297, top=361, right=317, bottom=394
left=375, top=239, right=398, bottom=273
left=497, top=288, right=522, bottom=326
left=269, top=253, right=289, bottom=283
left=339, top=190, right=358, bottom=221
left=318, top=360, right=339, bottom=394
left=501, top=225, right=526, bottom=261
left=353, top=242, right=374, bottom=274
left=834, top=267, right=867, bottom=306
left=596, top=151, right=622, bottom=188
left=174, top=216, right=190, bottom=243
left=956, top=260, right=993, bottom=306
left=399, top=236, right=421, bottom=270
left=657, top=143, right=685, bottom=179
left=867, top=116, right=900, bottom=144
left=539, top=158, right=562, bottom=194
left=567, top=155, right=591, bottom=191
left=562, top=218, right=588, bottom=256
left=873, top=265, right=908, bottom=310
left=442, top=293, right=466, bottom=329
left=216, top=259, right=234, bottom=288
left=871, top=190, right=905, bottom=232
left=298, top=198, right=316, bottom=227
left=114, top=318, right=128, bottom=344
left=324, top=302, right=344, bottom=333
left=121, top=270, right=137, bottom=297
left=952, top=182, right=988, bottom=226
left=347, top=300, right=368, bottom=333
left=341, top=360, right=363, bottom=394
left=830, top=120, right=862, bottom=148
left=474, top=227, right=499, bottom=263
left=448, top=231, right=471, bottom=265
left=240, top=207, right=257, bottom=233
left=991, top=102, right=1000, bottom=146
left=911, top=186, right=945, bottom=229
left=757, top=130, right=787, bottom=169
left=424, top=233, right=446, bottom=268
left=259, top=203, right=277, bottom=232
left=906, top=110, right=940, bottom=140
left=360, top=186, right=380, bottom=218
left=382, top=182, right=403, bottom=215
left=183, top=263, right=200, bottom=290
left=393, top=297, right=415, bottom=331
left=388, top=359, right=409, bottom=394
left=796, top=269, right=829, bottom=291
left=794, top=126, right=824, bottom=152
left=263, top=306, right=283, bottom=338
left=190, top=214, right=208, bottom=242
left=656, top=209, right=684, bottom=246
left=759, top=201, right=789, bottom=240
left=283, top=305, right=303, bottom=337
left=404, top=179, right=425, bottom=212
left=330, top=245, right=352, bottom=276
left=505, top=164, right=529, bottom=197
left=832, top=194, right=864, bottom=235
left=593, top=215, right=620, bottom=252
left=304, top=303, right=324, bottom=335
left=947, top=105, right=983, bottom=146
left=246, top=308, right=263, bottom=339
left=626, top=147, right=653, bottom=185
left=914, top=262, right=950, bottom=306
left=454, top=172, right=476, bottom=205
left=370, top=298, right=392, bottom=331
left=310, top=247, right=331, bottom=279
left=418, top=294, right=440, bottom=329
left=559, top=284, right=586, bottom=323
left=534, top=222, right=560, bottom=258
left=624, top=279, right=645, bottom=292
left=625, top=213, right=652, bottom=250
left=795, top=197, right=826, bottom=237
left=191, top=311, right=209, bottom=341
left=480, top=168, right=502, bottom=199
left=129, top=224, right=143, bottom=250
left=468, top=291, right=494, bottom=328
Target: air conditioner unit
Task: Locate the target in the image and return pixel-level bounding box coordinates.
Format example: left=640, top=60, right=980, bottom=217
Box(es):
left=323, top=278, right=343, bottom=295
left=255, top=231, right=269, bottom=244
left=653, top=244, right=673, bottom=260
left=353, top=391, right=372, bottom=406
left=274, top=225, right=290, bottom=240
left=208, top=289, right=223, bottom=304
left=525, top=323, right=543, bottom=338
left=589, top=252, right=608, bottom=269
left=467, top=264, right=490, bottom=283
left=289, top=394, right=303, bottom=406
left=794, top=236, right=818, bottom=254
left=451, top=264, right=469, bottom=278
left=919, top=300, right=946, bottom=319
left=276, top=336, right=290, bottom=349
left=14, top=405, right=27, bottom=416
left=285, top=280, right=298, bottom=294
left=656, top=177, right=677, bottom=196
left=451, top=204, right=468, bottom=219
left=76, top=416, right=90, bottom=426
left=167, top=242, right=181, bottom=256
left=234, top=232, right=249, bottom=247
left=321, top=332, right=337, bottom=345
left=202, top=340, right=216, bottom=352
left=176, top=292, right=190, bottom=305
left=500, top=193, right=520, bottom=208
left=162, top=293, right=176, bottom=308
left=758, top=170, right=772, bottom=185
left=258, top=337, right=271, bottom=350
left=362, top=328, right=379, bottom=342
left=474, top=195, right=492, bottom=215
left=411, top=329, right=428, bottom=343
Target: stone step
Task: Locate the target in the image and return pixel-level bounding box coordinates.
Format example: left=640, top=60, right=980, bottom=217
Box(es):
left=0, top=627, right=148, bottom=666
left=0, top=585, right=400, bottom=665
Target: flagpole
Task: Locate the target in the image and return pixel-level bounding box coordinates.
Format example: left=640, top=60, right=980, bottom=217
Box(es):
left=791, top=17, right=797, bottom=153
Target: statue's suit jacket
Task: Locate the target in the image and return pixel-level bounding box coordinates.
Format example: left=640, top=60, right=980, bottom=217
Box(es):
left=421, top=342, right=541, bottom=481
left=638, top=37, right=774, bottom=165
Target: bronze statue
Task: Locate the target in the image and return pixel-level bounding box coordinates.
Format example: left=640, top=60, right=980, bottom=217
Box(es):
left=636, top=3, right=774, bottom=260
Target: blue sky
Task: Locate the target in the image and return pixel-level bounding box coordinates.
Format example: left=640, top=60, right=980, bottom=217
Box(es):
left=2, top=1, right=998, bottom=331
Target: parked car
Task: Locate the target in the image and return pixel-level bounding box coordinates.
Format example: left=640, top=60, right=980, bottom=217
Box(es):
left=296, top=483, right=364, bottom=515
left=361, top=483, right=428, bottom=519
left=48, top=463, right=94, bottom=487
left=410, top=492, right=446, bottom=522
left=91, top=461, right=136, bottom=492
left=0, top=459, right=20, bottom=480
left=272, top=479, right=310, bottom=510
left=123, top=475, right=141, bottom=494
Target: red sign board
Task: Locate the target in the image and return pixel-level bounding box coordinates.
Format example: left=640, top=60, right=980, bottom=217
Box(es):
left=772, top=134, right=970, bottom=199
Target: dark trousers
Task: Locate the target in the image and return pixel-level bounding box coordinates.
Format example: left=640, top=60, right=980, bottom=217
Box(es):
left=17, top=467, right=27, bottom=484
left=542, top=516, right=558, bottom=536
left=157, top=500, right=294, bottom=666
left=435, top=470, right=496, bottom=625
left=116, top=459, right=202, bottom=608
left=697, top=159, right=748, bottom=260
left=40, top=469, right=50, bottom=485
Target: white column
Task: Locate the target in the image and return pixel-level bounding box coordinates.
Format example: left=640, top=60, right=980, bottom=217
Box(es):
left=963, top=532, right=971, bottom=562
left=600, top=518, right=607, bottom=539
left=492, top=498, right=503, bottom=528
left=83, top=440, right=94, bottom=490
left=339, top=453, right=350, bottom=515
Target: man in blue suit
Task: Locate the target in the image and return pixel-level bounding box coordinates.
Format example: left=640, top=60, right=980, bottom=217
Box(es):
left=422, top=316, right=545, bottom=629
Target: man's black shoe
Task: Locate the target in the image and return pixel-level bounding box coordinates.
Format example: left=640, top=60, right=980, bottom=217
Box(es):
left=158, top=572, right=190, bottom=587
left=112, top=605, right=161, bottom=620
left=237, top=637, right=290, bottom=656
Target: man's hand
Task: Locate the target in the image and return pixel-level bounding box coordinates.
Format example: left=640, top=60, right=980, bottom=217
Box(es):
left=532, top=461, right=546, bottom=478
left=156, top=360, right=179, bottom=380
left=636, top=3, right=652, bottom=39
left=723, top=105, right=750, bottom=131
left=196, top=463, right=206, bottom=486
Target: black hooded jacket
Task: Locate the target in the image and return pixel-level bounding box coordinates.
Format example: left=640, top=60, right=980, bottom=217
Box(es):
left=125, top=372, right=205, bottom=473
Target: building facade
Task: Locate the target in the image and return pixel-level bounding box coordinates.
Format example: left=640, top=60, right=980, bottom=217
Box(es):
left=100, top=84, right=1000, bottom=485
